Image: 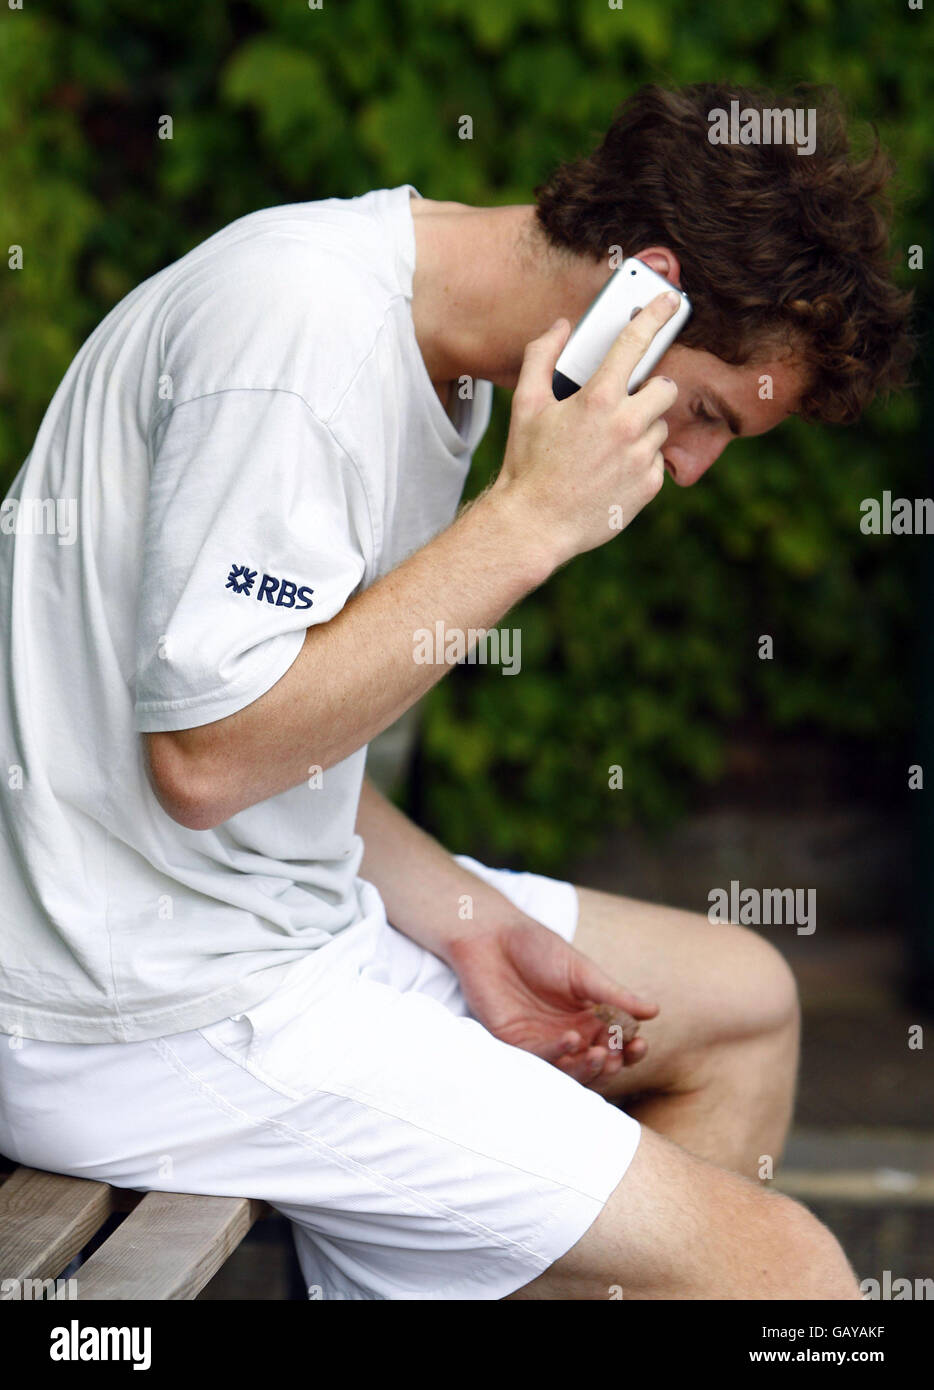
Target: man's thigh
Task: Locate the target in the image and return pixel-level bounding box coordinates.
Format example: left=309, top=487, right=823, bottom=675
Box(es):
left=508, top=1123, right=860, bottom=1301
left=570, top=885, right=800, bottom=1096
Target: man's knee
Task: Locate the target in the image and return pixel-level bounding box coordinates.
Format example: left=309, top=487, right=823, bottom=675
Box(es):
left=710, top=923, right=801, bottom=1044
left=510, top=1127, right=857, bottom=1301
left=652, top=925, right=800, bottom=1097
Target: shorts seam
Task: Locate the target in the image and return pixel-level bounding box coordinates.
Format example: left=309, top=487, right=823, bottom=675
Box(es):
left=297, top=1069, right=625, bottom=1205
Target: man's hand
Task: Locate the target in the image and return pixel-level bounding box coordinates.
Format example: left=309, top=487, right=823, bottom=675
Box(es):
left=354, top=777, right=656, bottom=1088
left=447, top=917, right=659, bottom=1087
left=493, top=290, right=680, bottom=565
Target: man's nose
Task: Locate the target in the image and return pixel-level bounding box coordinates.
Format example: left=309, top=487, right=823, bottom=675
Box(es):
left=664, top=438, right=727, bottom=487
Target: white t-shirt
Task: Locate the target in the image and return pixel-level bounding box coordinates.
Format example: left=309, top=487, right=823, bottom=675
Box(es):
left=0, top=184, right=493, bottom=1043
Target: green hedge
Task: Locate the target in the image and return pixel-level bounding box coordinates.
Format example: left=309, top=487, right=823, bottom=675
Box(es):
left=1, top=0, right=929, bottom=868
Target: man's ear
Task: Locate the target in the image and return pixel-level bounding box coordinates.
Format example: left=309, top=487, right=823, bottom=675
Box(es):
left=632, top=246, right=682, bottom=288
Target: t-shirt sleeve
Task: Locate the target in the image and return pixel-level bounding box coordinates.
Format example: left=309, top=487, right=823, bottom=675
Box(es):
left=134, top=388, right=374, bottom=733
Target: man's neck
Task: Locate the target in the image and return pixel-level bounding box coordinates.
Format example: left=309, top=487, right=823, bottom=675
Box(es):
left=409, top=196, right=609, bottom=399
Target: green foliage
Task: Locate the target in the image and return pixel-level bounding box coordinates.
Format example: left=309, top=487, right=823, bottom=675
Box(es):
left=1, top=0, right=930, bottom=869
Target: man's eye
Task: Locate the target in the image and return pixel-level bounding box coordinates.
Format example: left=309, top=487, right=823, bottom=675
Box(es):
left=692, top=401, right=716, bottom=423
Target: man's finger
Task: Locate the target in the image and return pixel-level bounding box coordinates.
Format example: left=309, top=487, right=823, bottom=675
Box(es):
left=556, top=1045, right=604, bottom=1084
left=513, top=317, right=571, bottom=413
left=614, top=991, right=660, bottom=1020
left=537, top=1030, right=582, bottom=1063
left=624, top=375, right=679, bottom=435
left=591, top=986, right=660, bottom=1020
left=621, top=1037, right=648, bottom=1067
left=573, top=955, right=660, bottom=1020
left=586, top=289, right=681, bottom=400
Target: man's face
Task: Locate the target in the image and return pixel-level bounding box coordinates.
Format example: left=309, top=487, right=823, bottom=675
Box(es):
left=647, top=341, right=808, bottom=487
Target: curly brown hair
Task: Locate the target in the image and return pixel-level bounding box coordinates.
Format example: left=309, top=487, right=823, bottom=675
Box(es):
left=533, top=83, right=914, bottom=424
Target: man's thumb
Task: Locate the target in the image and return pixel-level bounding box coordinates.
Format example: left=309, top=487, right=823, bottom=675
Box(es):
left=517, top=317, right=571, bottom=396
left=546, top=316, right=571, bottom=350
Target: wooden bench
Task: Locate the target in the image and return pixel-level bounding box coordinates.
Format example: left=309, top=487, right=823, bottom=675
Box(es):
left=0, top=1160, right=270, bottom=1300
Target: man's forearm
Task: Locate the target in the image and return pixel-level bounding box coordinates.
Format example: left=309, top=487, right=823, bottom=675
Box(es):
left=147, top=483, right=556, bottom=829
left=355, top=774, right=532, bottom=964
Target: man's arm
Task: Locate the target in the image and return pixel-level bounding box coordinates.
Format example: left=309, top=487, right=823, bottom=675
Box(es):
left=146, top=483, right=552, bottom=829
left=355, top=774, right=533, bottom=964
left=145, top=298, right=678, bottom=830
left=354, top=772, right=657, bottom=1082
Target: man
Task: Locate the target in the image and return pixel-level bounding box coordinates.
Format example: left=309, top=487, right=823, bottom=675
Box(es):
left=0, top=83, right=912, bottom=1299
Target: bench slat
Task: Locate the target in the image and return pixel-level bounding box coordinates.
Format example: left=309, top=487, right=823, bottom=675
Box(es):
left=69, top=1191, right=268, bottom=1301
left=0, top=1167, right=117, bottom=1292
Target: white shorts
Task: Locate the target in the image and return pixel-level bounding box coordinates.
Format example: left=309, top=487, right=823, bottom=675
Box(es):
left=0, top=855, right=641, bottom=1300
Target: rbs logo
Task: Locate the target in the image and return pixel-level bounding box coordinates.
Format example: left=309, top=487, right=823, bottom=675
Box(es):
left=225, top=564, right=313, bottom=610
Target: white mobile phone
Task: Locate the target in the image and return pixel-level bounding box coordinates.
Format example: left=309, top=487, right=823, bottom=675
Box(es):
left=553, top=258, right=692, bottom=399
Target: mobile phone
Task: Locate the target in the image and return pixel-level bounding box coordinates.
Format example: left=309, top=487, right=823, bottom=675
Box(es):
left=553, top=258, right=692, bottom=399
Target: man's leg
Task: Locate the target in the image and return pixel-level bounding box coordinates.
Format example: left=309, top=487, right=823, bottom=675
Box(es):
left=571, top=886, right=801, bottom=1178
left=509, top=1125, right=861, bottom=1300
